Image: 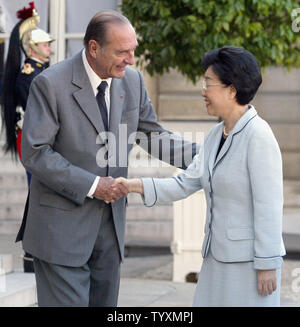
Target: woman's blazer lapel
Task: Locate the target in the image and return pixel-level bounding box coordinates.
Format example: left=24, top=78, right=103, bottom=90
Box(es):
left=209, top=106, right=258, bottom=175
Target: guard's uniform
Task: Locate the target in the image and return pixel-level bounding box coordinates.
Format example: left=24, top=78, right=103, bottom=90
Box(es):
left=17, top=58, right=48, bottom=112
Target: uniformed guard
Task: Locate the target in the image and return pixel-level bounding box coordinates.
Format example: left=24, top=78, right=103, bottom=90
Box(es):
left=1, top=2, right=53, bottom=273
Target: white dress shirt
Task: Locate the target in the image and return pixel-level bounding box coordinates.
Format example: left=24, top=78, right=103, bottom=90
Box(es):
left=82, top=49, right=112, bottom=198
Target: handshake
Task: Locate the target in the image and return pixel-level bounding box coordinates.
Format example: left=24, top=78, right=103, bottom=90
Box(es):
left=93, top=176, right=144, bottom=203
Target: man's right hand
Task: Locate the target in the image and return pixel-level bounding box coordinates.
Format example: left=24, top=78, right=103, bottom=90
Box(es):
left=93, top=177, right=129, bottom=203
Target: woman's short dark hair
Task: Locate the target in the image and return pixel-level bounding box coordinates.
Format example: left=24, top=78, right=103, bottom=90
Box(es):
left=84, top=10, right=131, bottom=49
left=201, top=46, right=262, bottom=105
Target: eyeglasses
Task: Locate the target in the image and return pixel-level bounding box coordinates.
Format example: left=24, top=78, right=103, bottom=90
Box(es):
left=202, top=79, right=224, bottom=90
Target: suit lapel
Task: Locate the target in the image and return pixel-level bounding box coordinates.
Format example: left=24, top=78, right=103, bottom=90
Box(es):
left=208, top=125, right=223, bottom=176
left=71, top=52, right=106, bottom=136
left=109, top=78, right=125, bottom=135
left=214, top=130, right=233, bottom=168
left=212, top=106, right=258, bottom=171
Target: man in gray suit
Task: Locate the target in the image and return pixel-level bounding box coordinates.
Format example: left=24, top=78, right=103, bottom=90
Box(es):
left=20, top=10, right=197, bottom=306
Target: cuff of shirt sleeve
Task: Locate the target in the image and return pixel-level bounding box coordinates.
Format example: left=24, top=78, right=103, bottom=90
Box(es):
left=87, top=176, right=100, bottom=198
left=141, top=178, right=157, bottom=207
left=253, top=256, right=283, bottom=270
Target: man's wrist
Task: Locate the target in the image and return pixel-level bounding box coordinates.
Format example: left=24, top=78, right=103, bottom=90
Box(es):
left=87, top=176, right=100, bottom=198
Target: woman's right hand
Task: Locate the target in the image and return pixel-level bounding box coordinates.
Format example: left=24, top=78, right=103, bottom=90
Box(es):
left=113, top=177, right=144, bottom=194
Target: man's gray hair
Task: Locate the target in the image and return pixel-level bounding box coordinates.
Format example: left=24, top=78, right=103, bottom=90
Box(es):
left=83, top=10, right=131, bottom=49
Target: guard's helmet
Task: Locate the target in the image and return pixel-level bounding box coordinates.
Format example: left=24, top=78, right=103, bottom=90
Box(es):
left=18, top=2, right=54, bottom=60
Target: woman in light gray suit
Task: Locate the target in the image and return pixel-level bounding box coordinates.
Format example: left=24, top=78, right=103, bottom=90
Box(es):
left=115, top=46, right=286, bottom=306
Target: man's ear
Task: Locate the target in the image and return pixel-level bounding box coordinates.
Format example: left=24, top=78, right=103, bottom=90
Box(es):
left=88, top=40, right=98, bottom=59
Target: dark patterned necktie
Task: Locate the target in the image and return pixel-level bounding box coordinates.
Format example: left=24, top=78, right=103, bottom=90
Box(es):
left=96, top=81, right=108, bottom=131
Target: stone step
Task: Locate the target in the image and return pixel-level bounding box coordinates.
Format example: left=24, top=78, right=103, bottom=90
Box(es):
left=0, top=254, right=13, bottom=275
left=0, top=159, right=25, bottom=173
left=0, top=235, right=24, bottom=272
left=0, top=271, right=36, bottom=307
left=0, top=219, right=22, bottom=235
left=0, top=203, right=25, bottom=221
left=0, top=173, right=27, bottom=187
left=0, top=189, right=27, bottom=204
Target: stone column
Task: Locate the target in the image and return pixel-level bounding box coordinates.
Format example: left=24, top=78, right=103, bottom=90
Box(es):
left=49, top=0, right=66, bottom=64
left=171, top=187, right=206, bottom=282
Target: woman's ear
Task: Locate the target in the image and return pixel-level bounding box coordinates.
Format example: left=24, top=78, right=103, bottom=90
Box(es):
left=229, top=85, right=237, bottom=100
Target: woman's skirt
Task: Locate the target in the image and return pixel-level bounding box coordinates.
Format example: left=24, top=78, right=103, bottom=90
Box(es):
left=193, top=251, right=281, bottom=307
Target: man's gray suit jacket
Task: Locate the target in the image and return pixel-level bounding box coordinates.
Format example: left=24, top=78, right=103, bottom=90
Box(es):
left=20, top=51, right=197, bottom=267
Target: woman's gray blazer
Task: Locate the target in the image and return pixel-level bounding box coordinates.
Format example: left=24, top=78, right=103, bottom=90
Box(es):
left=142, top=106, right=286, bottom=270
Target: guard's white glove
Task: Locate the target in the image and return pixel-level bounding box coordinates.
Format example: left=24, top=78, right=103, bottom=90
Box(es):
left=16, top=106, right=25, bottom=130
